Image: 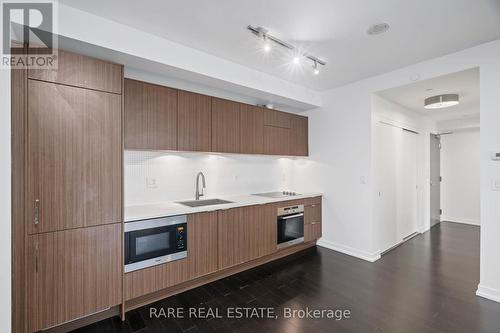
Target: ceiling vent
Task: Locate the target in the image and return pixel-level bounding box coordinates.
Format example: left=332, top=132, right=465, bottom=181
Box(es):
left=367, top=23, right=390, bottom=35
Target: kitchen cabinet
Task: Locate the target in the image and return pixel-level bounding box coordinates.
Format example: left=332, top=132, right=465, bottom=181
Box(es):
left=124, top=79, right=178, bottom=150
left=211, top=97, right=241, bottom=153
left=27, top=79, right=122, bottom=234
left=218, top=204, right=276, bottom=270
left=28, top=48, right=122, bottom=94
left=264, top=109, right=292, bottom=128
left=177, top=90, right=212, bottom=151
left=124, top=211, right=218, bottom=300
left=263, top=125, right=290, bottom=155
left=263, top=110, right=292, bottom=155
left=290, top=115, right=309, bottom=156
left=240, top=104, right=264, bottom=154
left=28, top=224, right=122, bottom=332
left=304, top=198, right=322, bottom=242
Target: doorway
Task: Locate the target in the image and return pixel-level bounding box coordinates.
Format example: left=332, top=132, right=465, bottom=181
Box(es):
left=430, top=134, right=441, bottom=227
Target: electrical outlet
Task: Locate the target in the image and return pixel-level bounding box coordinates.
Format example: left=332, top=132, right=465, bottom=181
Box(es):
left=492, top=180, right=500, bottom=191
left=146, top=177, right=158, bottom=189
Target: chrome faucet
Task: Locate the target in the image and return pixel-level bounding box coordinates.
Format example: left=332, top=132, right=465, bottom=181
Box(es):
left=195, top=172, right=206, bottom=200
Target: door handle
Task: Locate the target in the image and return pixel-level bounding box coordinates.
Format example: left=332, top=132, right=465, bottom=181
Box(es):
left=34, top=199, right=40, bottom=225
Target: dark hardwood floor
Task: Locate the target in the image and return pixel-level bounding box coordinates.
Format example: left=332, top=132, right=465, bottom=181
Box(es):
left=74, top=222, right=500, bottom=333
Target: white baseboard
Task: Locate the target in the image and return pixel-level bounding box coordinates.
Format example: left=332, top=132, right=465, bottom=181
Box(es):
left=476, top=284, right=500, bottom=303
left=441, top=216, right=480, bottom=226
left=418, top=225, right=430, bottom=234
left=317, top=239, right=381, bottom=262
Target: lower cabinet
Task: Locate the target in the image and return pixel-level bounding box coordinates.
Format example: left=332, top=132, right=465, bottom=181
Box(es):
left=124, top=211, right=218, bottom=300
left=28, top=224, right=122, bottom=332
left=218, top=204, right=277, bottom=270
left=304, top=200, right=322, bottom=242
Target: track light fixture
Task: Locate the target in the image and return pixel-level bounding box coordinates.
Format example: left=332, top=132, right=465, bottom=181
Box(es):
left=248, top=25, right=326, bottom=74
left=312, top=60, right=320, bottom=75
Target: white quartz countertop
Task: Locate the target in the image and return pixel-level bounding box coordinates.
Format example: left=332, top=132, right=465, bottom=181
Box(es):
left=125, top=192, right=322, bottom=222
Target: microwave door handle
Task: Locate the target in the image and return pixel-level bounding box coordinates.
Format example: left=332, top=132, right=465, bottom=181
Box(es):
left=280, top=213, right=304, bottom=220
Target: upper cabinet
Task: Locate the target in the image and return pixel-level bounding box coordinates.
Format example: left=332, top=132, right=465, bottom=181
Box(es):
left=263, top=110, right=291, bottom=155
left=123, top=81, right=308, bottom=156
left=177, top=90, right=212, bottom=152
left=240, top=104, right=264, bottom=154
left=124, top=79, right=178, bottom=150
left=28, top=48, right=122, bottom=94
left=290, top=115, right=309, bottom=156
left=211, top=98, right=241, bottom=153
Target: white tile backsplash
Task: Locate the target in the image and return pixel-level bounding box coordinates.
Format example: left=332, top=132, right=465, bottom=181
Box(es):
left=124, top=150, right=295, bottom=205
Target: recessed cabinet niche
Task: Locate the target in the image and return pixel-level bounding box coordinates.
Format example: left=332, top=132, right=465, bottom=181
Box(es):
left=123, top=79, right=309, bottom=156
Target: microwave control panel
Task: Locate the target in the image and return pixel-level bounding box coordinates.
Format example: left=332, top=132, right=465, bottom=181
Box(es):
left=176, top=225, right=186, bottom=250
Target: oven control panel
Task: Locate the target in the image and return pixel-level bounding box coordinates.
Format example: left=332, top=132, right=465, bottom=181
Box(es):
left=176, top=226, right=186, bottom=250
left=277, top=204, right=304, bottom=216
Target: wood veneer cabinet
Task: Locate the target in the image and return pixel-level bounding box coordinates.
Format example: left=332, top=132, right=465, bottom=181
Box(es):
left=26, top=79, right=122, bottom=234
left=240, top=104, right=264, bottom=154
left=124, top=79, right=178, bottom=150
left=211, top=97, right=241, bottom=153
left=124, top=212, right=218, bottom=300
left=28, top=224, right=122, bottom=332
left=263, top=125, right=291, bottom=155
left=218, top=204, right=277, bottom=270
left=177, top=90, right=212, bottom=151
left=28, top=48, right=122, bottom=94
left=304, top=198, right=322, bottom=242
left=290, top=115, right=309, bottom=156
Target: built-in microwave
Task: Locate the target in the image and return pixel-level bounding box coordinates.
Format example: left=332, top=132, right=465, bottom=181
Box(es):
left=124, top=215, right=187, bottom=273
left=277, top=205, right=304, bottom=249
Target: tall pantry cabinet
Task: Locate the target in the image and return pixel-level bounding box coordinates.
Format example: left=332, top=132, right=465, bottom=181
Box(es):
left=17, top=48, right=124, bottom=332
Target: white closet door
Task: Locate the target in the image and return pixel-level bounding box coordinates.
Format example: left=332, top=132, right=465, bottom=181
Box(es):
left=374, top=122, right=400, bottom=251
left=397, top=130, right=418, bottom=240
left=374, top=122, right=418, bottom=253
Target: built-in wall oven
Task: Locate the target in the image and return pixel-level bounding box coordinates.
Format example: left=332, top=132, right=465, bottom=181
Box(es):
left=124, top=215, right=187, bottom=273
left=277, top=205, right=304, bottom=249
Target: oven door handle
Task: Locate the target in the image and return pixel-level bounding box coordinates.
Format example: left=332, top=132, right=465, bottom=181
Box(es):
left=280, top=213, right=304, bottom=220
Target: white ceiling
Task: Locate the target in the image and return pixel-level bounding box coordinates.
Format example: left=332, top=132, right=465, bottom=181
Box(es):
left=58, top=0, right=500, bottom=91
left=377, top=68, right=480, bottom=122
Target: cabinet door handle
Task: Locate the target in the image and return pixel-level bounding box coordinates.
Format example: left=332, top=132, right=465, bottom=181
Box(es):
left=311, top=221, right=320, bottom=225
left=34, top=199, right=40, bottom=225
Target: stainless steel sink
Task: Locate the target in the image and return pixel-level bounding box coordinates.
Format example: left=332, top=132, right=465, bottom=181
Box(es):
left=176, top=198, right=233, bottom=207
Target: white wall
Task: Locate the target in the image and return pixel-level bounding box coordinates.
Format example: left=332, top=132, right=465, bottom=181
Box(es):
left=295, top=39, right=500, bottom=303
left=125, top=151, right=294, bottom=206
left=0, top=63, right=12, bottom=331
left=371, top=95, right=437, bottom=251
left=441, top=129, right=481, bottom=225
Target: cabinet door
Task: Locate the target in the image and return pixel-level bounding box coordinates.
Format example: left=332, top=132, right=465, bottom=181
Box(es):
left=264, top=109, right=291, bottom=128
left=304, top=222, right=322, bottom=242
left=27, top=80, right=122, bottom=234
left=211, top=98, right=241, bottom=153
left=305, top=200, right=322, bottom=242
left=240, top=104, right=264, bottom=154
left=218, top=205, right=276, bottom=270
left=28, top=224, right=122, bottom=332
left=177, top=90, right=211, bottom=151
left=124, top=79, right=177, bottom=150
left=290, top=115, right=309, bottom=156
left=124, top=212, right=218, bottom=300
left=305, top=202, right=322, bottom=226
left=29, top=48, right=122, bottom=94
left=263, top=126, right=290, bottom=155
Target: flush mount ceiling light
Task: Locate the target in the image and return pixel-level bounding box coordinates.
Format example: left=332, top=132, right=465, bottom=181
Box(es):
left=367, top=23, right=390, bottom=35
left=247, top=25, right=326, bottom=75
left=424, top=94, right=460, bottom=109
